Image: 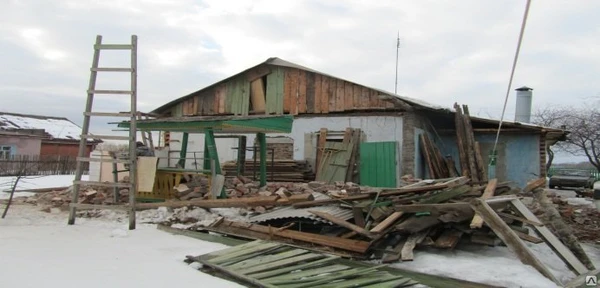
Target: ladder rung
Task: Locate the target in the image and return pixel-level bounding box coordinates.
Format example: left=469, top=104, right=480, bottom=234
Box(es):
left=73, top=181, right=132, bottom=188
left=70, top=203, right=130, bottom=211
left=77, top=157, right=131, bottom=164
left=84, top=112, right=134, bottom=117
left=91, top=67, right=134, bottom=72
left=81, top=134, right=130, bottom=141
left=95, top=44, right=133, bottom=50
left=89, top=90, right=133, bottom=95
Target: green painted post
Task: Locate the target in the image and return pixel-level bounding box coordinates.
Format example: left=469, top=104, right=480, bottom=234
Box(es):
left=257, top=132, right=267, bottom=187
left=205, top=129, right=226, bottom=198
left=203, top=135, right=210, bottom=171
left=178, top=132, right=189, bottom=168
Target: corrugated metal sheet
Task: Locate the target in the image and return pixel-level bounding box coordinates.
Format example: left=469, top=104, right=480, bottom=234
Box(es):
left=249, top=193, right=354, bottom=224
left=359, top=141, right=397, bottom=188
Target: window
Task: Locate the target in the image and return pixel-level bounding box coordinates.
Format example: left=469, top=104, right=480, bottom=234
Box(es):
left=0, top=146, right=13, bottom=159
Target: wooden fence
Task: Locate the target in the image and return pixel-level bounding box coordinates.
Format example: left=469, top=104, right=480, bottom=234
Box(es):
left=0, top=155, right=88, bottom=176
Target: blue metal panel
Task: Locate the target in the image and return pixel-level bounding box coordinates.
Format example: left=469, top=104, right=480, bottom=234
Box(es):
left=440, top=133, right=540, bottom=188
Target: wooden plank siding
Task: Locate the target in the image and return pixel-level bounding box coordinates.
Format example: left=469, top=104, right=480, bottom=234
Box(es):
left=167, top=65, right=405, bottom=117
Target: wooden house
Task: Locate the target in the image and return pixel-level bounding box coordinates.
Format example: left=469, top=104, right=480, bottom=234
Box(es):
left=139, top=58, right=565, bottom=188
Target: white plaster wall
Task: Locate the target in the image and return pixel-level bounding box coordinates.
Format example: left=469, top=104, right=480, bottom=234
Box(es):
left=169, top=133, right=239, bottom=169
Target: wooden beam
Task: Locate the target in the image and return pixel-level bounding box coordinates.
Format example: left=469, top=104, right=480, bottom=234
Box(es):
left=315, top=128, right=328, bottom=175
left=309, top=210, right=374, bottom=239
left=434, top=229, right=463, bottom=249
left=474, top=142, right=488, bottom=182
left=498, top=211, right=543, bottom=226
left=470, top=198, right=561, bottom=285
left=470, top=178, right=498, bottom=228
left=221, top=220, right=371, bottom=254
left=352, top=206, right=366, bottom=227
left=135, top=196, right=280, bottom=210
left=370, top=212, right=404, bottom=234
left=401, top=230, right=429, bottom=261
left=246, top=66, right=271, bottom=81
left=523, top=178, right=546, bottom=193
left=514, top=230, right=544, bottom=244
left=510, top=199, right=589, bottom=275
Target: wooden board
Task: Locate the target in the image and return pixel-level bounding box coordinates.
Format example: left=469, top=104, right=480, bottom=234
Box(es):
left=370, top=212, right=404, bottom=234
left=320, top=75, right=329, bottom=113
left=335, top=79, right=345, bottom=111
left=297, top=70, right=307, bottom=114
left=510, top=199, right=589, bottom=275
left=287, top=69, right=299, bottom=115
left=305, top=72, right=315, bottom=113
left=314, top=74, right=322, bottom=113
left=401, top=230, right=430, bottom=261
left=344, top=82, right=354, bottom=110
left=470, top=198, right=561, bottom=285
left=352, top=84, right=361, bottom=110
left=309, top=210, right=373, bottom=238
left=470, top=178, right=498, bottom=228
left=434, top=229, right=463, bottom=249
left=315, top=128, right=328, bottom=176
left=251, top=79, right=266, bottom=113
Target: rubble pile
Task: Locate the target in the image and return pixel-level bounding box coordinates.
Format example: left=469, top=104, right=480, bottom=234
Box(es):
left=552, top=197, right=600, bottom=243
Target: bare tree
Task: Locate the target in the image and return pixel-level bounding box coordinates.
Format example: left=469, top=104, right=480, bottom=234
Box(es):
left=533, top=105, right=600, bottom=172
left=0, top=158, right=44, bottom=218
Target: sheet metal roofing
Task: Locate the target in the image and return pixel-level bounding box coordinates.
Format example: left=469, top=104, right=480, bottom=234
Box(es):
left=249, top=192, right=354, bottom=224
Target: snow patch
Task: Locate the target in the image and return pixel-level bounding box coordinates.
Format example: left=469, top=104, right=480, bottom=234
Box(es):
left=110, top=228, right=129, bottom=238
left=210, top=207, right=249, bottom=222
left=566, top=197, right=595, bottom=207
left=0, top=175, right=89, bottom=194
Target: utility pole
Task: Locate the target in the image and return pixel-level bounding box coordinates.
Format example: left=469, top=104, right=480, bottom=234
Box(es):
left=395, top=32, right=400, bottom=94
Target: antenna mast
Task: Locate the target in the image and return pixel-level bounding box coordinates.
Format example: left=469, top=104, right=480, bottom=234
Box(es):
left=395, top=32, right=400, bottom=94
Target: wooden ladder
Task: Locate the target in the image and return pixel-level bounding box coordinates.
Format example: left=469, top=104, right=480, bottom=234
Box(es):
left=67, top=35, right=139, bottom=230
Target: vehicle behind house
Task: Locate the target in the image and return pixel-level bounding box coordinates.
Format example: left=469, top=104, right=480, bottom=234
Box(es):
left=549, top=169, right=595, bottom=189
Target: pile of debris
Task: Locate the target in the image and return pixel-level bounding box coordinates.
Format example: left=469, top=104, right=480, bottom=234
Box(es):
left=222, top=160, right=314, bottom=182
left=13, top=185, right=127, bottom=209
left=551, top=196, right=600, bottom=243
left=150, top=176, right=596, bottom=285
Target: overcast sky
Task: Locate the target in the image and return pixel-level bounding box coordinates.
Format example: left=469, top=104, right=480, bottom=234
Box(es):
left=1, top=0, right=599, bottom=162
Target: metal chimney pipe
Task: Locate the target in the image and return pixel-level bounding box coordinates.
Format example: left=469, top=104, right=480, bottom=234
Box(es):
left=515, top=86, right=533, bottom=123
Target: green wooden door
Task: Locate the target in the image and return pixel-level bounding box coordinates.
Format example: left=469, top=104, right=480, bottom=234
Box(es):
left=359, top=141, right=397, bottom=188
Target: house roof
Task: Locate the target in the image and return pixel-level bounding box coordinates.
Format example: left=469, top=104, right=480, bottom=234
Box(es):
left=0, top=130, right=45, bottom=138
left=0, top=112, right=84, bottom=141
left=151, top=57, right=446, bottom=114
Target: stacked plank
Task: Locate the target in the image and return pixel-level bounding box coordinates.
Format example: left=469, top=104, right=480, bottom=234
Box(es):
left=419, top=133, right=459, bottom=179
left=222, top=160, right=314, bottom=182
left=454, top=103, right=488, bottom=183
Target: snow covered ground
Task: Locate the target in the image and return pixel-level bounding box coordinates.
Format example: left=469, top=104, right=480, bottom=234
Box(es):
left=0, top=174, right=88, bottom=199
left=2, top=176, right=599, bottom=288
left=0, top=205, right=243, bottom=288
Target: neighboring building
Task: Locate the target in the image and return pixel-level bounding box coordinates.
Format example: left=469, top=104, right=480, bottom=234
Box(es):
left=0, top=112, right=100, bottom=157
left=143, top=57, right=565, bottom=187
left=0, top=130, right=44, bottom=159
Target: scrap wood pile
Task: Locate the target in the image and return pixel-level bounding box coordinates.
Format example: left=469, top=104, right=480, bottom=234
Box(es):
left=222, top=160, right=314, bottom=182
left=155, top=175, right=595, bottom=285
left=419, top=103, right=488, bottom=182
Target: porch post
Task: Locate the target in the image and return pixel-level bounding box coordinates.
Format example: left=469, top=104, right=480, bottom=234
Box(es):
left=257, top=132, right=267, bottom=187
left=178, top=132, right=189, bottom=168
